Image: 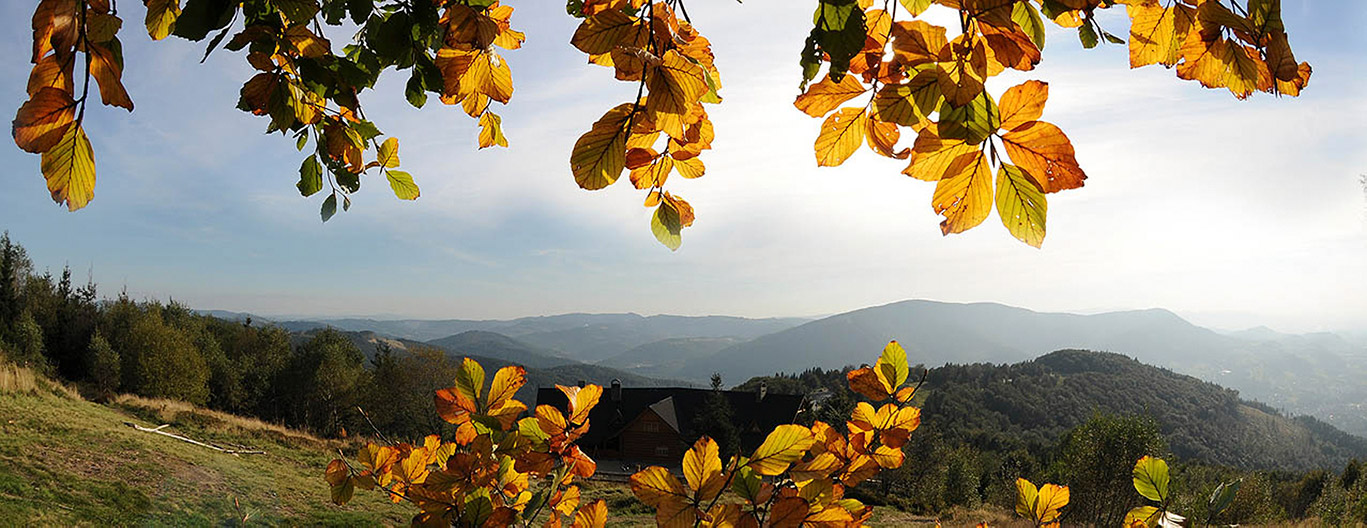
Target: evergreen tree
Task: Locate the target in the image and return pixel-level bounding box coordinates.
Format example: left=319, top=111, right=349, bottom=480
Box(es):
left=691, top=373, right=741, bottom=458
left=85, top=331, right=120, bottom=399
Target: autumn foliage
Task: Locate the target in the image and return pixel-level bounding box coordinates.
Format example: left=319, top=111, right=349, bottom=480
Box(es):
left=13, top=0, right=1309, bottom=246
left=791, top=0, right=1310, bottom=247
left=325, top=341, right=928, bottom=527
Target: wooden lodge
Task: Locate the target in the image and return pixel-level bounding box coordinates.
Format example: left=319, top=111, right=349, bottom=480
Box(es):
left=535, top=381, right=806, bottom=465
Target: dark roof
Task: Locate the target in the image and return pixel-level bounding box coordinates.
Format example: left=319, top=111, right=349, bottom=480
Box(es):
left=535, top=387, right=806, bottom=451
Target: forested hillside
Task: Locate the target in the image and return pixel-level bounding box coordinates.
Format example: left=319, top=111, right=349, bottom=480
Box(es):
left=689, top=299, right=1367, bottom=437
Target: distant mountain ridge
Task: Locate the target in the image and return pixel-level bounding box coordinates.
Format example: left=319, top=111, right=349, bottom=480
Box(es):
left=256, top=299, right=1367, bottom=438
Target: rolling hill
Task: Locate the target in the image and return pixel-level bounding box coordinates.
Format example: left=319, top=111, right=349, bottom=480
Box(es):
left=681, top=299, right=1367, bottom=437
left=917, top=349, right=1367, bottom=471
left=596, top=337, right=743, bottom=378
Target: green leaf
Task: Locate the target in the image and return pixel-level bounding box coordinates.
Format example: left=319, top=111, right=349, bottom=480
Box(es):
left=321, top=193, right=338, bottom=222
left=996, top=163, right=1047, bottom=248
left=651, top=202, right=682, bottom=251
left=731, top=465, right=763, bottom=504
left=1132, top=456, right=1170, bottom=504
left=1012, top=1, right=1046, bottom=50
left=295, top=130, right=309, bottom=151
left=812, top=1, right=865, bottom=82
left=298, top=155, right=323, bottom=196
left=405, top=73, right=427, bottom=108
left=351, top=120, right=382, bottom=142
left=1208, top=479, right=1241, bottom=518
left=939, top=90, right=999, bottom=145
left=174, top=0, right=236, bottom=41
left=346, top=0, right=372, bottom=25
left=386, top=170, right=420, bottom=200
left=1078, top=22, right=1099, bottom=49
left=1102, top=29, right=1126, bottom=45
left=270, top=0, right=319, bottom=25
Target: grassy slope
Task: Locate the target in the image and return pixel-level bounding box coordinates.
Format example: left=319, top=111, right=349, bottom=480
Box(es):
left=0, top=364, right=1010, bottom=527
left=0, top=384, right=410, bottom=526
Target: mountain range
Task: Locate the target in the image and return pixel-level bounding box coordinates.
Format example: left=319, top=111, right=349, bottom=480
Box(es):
left=220, top=299, right=1367, bottom=438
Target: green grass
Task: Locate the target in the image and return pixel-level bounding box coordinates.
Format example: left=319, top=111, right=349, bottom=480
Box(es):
left=0, top=367, right=1021, bottom=526
left=0, top=384, right=410, bottom=526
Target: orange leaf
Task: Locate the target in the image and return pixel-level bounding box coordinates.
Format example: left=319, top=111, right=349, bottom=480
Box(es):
left=814, top=107, right=867, bottom=167
left=794, top=74, right=867, bottom=118
left=559, top=384, right=603, bottom=425
left=767, top=497, right=810, bottom=528
left=571, top=103, right=633, bottom=190
left=931, top=146, right=992, bottom=235
left=997, top=80, right=1047, bottom=132
left=12, top=86, right=76, bottom=153
left=1000, top=121, right=1086, bottom=193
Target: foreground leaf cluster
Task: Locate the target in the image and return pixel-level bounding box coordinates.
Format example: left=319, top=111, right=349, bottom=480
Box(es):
left=791, top=0, right=1310, bottom=247
left=14, top=0, right=1309, bottom=248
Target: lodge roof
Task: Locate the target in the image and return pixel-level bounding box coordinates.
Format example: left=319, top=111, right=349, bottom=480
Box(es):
left=535, top=386, right=806, bottom=450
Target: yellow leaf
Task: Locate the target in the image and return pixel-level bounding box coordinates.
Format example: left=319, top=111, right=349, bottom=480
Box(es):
left=683, top=437, right=725, bottom=502
left=931, top=146, right=992, bottom=235
left=385, top=170, right=420, bottom=200
left=1127, top=2, right=1195, bottom=68
left=284, top=25, right=330, bottom=58
left=478, top=111, right=509, bottom=149
left=630, top=154, right=674, bottom=190
left=455, top=357, right=486, bottom=406
left=554, top=485, right=582, bottom=517
left=814, top=107, right=866, bottom=167
left=572, top=499, right=607, bottom=528
left=866, top=117, right=909, bottom=159
left=376, top=137, right=400, bottom=168
left=1125, top=506, right=1161, bottom=528
left=487, top=365, right=526, bottom=410
left=629, top=466, right=695, bottom=528
left=144, top=0, right=180, bottom=40
left=645, top=51, right=708, bottom=138
left=13, top=86, right=76, bottom=153
left=903, top=129, right=976, bottom=182
left=1015, top=478, right=1039, bottom=519
left=793, top=73, right=868, bottom=118
left=571, top=103, right=633, bottom=190
left=558, top=383, right=602, bottom=425
left=325, top=459, right=354, bottom=505
left=1000, top=121, right=1086, bottom=193
left=1034, top=483, right=1069, bottom=523
left=877, top=341, right=910, bottom=391
left=26, top=53, right=74, bottom=97
left=444, top=5, right=499, bottom=49
left=570, top=9, right=639, bottom=55
left=40, top=124, right=96, bottom=211
left=748, top=424, right=816, bottom=476
left=674, top=156, right=704, bottom=179
left=997, top=80, right=1047, bottom=132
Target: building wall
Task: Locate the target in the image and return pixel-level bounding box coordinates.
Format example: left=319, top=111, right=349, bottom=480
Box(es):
left=619, top=408, right=685, bottom=462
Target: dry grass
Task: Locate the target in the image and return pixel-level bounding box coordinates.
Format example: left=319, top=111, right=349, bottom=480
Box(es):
left=0, top=361, right=79, bottom=399
left=111, top=393, right=327, bottom=449
left=0, top=362, right=38, bottom=395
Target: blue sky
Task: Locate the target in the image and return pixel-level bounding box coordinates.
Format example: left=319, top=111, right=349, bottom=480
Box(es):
left=2, top=1, right=1364, bottom=332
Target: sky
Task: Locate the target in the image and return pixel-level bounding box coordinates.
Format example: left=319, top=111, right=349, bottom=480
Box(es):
left=1, top=1, right=1364, bottom=333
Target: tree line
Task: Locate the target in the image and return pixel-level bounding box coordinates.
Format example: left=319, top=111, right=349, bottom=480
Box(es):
left=0, top=232, right=461, bottom=441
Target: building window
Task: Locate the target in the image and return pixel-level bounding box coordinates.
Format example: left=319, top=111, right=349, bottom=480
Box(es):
left=643, top=421, right=659, bottom=433
left=654, top=446, right=670, bottom=457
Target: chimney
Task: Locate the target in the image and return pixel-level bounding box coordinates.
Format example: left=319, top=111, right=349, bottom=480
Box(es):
left=577, top=379, right=586, bottom=388
left=756, top=381, right=767, bottom=403
left=611, top=379, right=622, bottom=402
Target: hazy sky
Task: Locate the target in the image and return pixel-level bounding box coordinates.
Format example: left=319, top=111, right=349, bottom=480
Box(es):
left=1, top=2, right=1364, bottom=333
